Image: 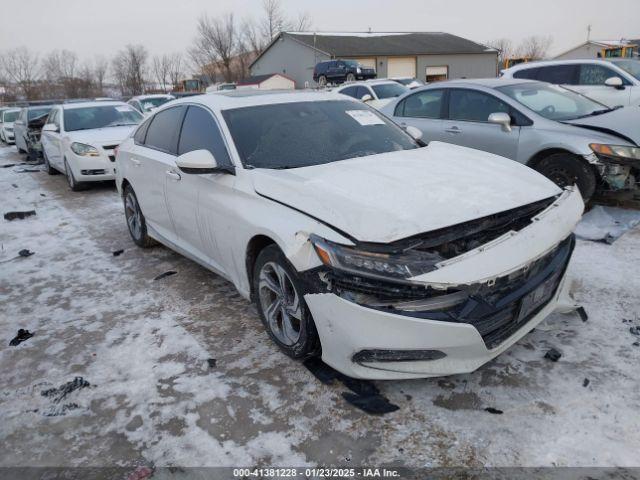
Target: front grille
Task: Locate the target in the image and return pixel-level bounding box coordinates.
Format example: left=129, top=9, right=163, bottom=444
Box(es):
left=330, top=272, right=433, bottom=300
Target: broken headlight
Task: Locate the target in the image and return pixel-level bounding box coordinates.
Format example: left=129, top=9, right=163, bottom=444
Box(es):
left=590, top=143, right=640, bottom=163
left=310, top=234, right=441, bottom=280
left=71, top=142, right=100, bottom=157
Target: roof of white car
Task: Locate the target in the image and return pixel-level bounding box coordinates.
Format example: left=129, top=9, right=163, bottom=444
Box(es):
left=420, top=78, right=538, bottom=89
left=502, top=58, right=623, bottom=75
left=130, top=94, right=175, bottom=100
left=60, top=100, right=130, bottom=110
left=336, top=79, right=400, bottom=89
left=168, top=89, right=350, bottom=110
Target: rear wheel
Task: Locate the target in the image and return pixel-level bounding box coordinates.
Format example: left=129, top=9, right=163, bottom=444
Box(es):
left=534, top=153, right=596, bottom=201
left=253, top=245, right=320, bottom=359
left=123, top=184, right=156, bottom=248
left=318, top=75, right=327, bottom=88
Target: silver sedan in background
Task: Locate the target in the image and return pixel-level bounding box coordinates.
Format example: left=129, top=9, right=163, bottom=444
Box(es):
left=380, top=78, right=640, bottom=200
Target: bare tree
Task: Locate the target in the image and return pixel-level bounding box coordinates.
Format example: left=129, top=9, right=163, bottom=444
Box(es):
left=167, top=53, right=184, bottom=90
left=292, top=12, right=313, bottom=32
left=152, top=54, right=171, bottom=92
left=260, top=0, right=289, bottom=42
left=486, top=38, right=514, bottom=65
left=94, top=56, right=109, bottom=95
left=518, top=35, right=553, bottom=60
left=190, top=13, right=237, bottom=83
left=112, top=44, right=148, bottom=96
left=0, top=47, right=41, bottom=99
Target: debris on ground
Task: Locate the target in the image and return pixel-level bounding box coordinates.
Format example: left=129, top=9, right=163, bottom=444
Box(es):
left=43, top=403, right=80, bottom=417
left=583, top=378, right=590, bottom=387
left=1, top=163, right=16, bottom=168
left=484, top=407, right=504, bottom=415
left=127, top=466, right=154, bottom=480
left=4, top=210, right=36, bottom=221
left=630, top=326, right=640, bottom=337
left=575, top=206, right=640, bottom=244
left=15, top=167, right=42, bottom=173
left=9, top=329, right=34, bottom=346
left=18, top=249, right=34, bottom=257
left=633, top=342, right=640, bottom=347
left=12, top=183, right=18, bottom=188
left=303, top=357, right=338, bottom=384
left=153, top=271, right=177, bottom=281
left=112, top=249, right=124, bottom=257
left=207, top=358, right=217, bottom=368
left=41, top=377, right=91, bottom=403
left=544, top=348, right=562, bottom=362
left=342, top=392, right=400, bottom=415
left=576, top=306, right=588, bottom=322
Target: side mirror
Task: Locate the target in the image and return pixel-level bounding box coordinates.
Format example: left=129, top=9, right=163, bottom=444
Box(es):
left=175, top=149, right=234, bottom=175
left=605, top=76, right=624, bottom=89
left=488, top=112, right=512, bottom=132
left=405, top=125, right=423, bottom=141
left=361, top=94, right=373, bottom=103
left=42, top=123, right=59, bottom=133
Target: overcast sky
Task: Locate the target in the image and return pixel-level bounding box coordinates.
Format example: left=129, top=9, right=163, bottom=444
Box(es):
left=1, top=0, right=638, bottom=62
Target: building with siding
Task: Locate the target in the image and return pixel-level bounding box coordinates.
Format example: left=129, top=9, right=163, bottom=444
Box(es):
left=554, top=39, right=639, bottom=60
left=250, top=32, right=499, bottom=88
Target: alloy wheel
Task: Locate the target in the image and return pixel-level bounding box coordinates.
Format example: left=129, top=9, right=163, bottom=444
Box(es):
left=124, top=191, right=142, bottom=240
left=65, top=161, right=76, bottom=189
left=258, top=261, right=302, bottom=346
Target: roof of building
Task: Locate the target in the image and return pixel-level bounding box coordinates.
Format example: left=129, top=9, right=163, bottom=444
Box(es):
left=236, top=73, right=294, bottom=86
left=251, top=31, right=496, bottom=68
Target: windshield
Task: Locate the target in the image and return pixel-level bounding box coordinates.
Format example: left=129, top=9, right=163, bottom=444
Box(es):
left=372, top=83, right=408, bottom=99
left=497, top=83, right=609, bottom=120
left=222, top=100, right=418, bottom=170
left=613, top=60, right=640, bottom=81
left=28, top=108, right=52, bottom=120
left=63, top=105, right=143, bottom=132
left=3, top=110, right=19, bottom=122
left=139, top=97, right=172, bottom=112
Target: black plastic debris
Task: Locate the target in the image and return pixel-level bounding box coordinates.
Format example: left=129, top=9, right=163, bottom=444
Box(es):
left=18, top=249, right=34, bottom=257
left=43, top=403, right=80, bottom=417
left=207, top=358, right=217, bottom=368
left=15, top=168, right=41, bottom=173
left=630, top=326, right=640, bottom=336
left=583, top=378, right=590, bottom=387
left=545, top=348, right=562, bottom=362
left=154, top=270, right=177, bottom=281
left=633, top=342, right=640, bottom=347
left=1, top=163, right=16, bottom=168
left=11, top=183, right=18, bottom=188
left=40, top=193, right=46, bottom=197
left=576, top=307, right=588, bottom=322
left=342, top=392, right=399, bottom=415
left=303, top=357, right=338, bottom=384
left=484, top=407, right=504, bottom=415
left=4, top=210, right=36, bottom=221
left=9, top=329, right=34, bottom=346
left=112, top=249, right=124, bottom=257
left=41, top=377, right=91, bottom=403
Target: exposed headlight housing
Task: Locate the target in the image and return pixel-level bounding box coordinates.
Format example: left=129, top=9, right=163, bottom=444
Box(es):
left=71, top=142, right=100, bottom=157
left=310, top=234, right=441, bottom=280
left=590, top=143, right=640, bottom=163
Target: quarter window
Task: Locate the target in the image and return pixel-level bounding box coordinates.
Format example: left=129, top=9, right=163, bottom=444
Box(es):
left=144, top=106, right=186, bottom=154
left=395, top=90, right=444, bottom=118
left=449, top=89, right=510, bottom=122
left=339, top=86, right=359, bottom=98
left=177, top=106, right=231, bottom=165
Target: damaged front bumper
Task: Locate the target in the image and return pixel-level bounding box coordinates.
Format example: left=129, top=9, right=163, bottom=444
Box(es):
left=303, top=187, right=584, bottom=379
left=584, top=152, right=639, bottom=192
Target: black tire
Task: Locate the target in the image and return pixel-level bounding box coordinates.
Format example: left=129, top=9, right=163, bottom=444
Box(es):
left=253, top=244, right=321, bottom=359
left=346, top=73, right=356, bottom=82
left=18, top=144, right=26, bottom=154
left=64, top=159, right=86, bottom=191
left=534, top=153, right=597, bottom=201
left=318, top=75, right=327, bottom=88
left=43, top=151, right=59, bottom=175
left=123, top=184, right=156, bottom=248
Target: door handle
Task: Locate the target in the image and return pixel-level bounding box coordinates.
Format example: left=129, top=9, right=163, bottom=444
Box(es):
left=445, top=126, right=462, bottom=134
left=130, top=158, right=141, bottom=166
left=165, top=170, right=181, bottom=181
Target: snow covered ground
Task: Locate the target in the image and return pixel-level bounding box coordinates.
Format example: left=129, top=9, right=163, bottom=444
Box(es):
left=1, top=143, right=639, bottom=468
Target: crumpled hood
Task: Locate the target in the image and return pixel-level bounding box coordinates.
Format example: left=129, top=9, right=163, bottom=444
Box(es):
left=66, top=125, right=137, bottom=146
left=563, top=106, right=640, bottom=145
left=250, top=142, right=561, bottom=243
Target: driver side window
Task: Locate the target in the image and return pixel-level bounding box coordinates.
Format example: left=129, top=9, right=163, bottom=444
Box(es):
left=449, top=89, right=510, bottom=122
left=579, top=64, right=630, bottom=85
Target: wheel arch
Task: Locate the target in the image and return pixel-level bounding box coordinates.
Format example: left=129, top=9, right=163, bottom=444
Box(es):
left=526, top=148, right=576, bottom=169
left=245, top=234, right=279, bottom=300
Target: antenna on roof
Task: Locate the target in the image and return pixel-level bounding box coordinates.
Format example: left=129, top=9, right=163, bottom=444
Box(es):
left=587, top=24, right=591, bottom=42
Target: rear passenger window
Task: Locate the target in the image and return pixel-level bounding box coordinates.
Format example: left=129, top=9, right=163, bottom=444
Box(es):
left=178, top=106, right=231, bottom=165
left=339, top=86, right=359, bottom=98
left=395, top=90, right=444, bottom=118
left=513, top=68, right=540, bottom=80
left=144, top=106, right=186, bottom=154
left=449, top=89, right=510, bottom=122
left=535, top=65, right=578, bottom=84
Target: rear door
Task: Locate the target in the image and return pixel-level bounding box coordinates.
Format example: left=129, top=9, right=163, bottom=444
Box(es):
left=130, top=105, right=186, bottom=242
left=391, top=89, right=447, bottom=143
left=13, top=109, right=27, bottom=151
left=443, top=88, right=521, bottom=159
left=167, top=105, right=236, bottom=273
left=42, top=108, right=63, bottom=168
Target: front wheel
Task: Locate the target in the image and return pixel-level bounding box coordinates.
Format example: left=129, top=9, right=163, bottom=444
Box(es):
left=64, top=159, right=85, bottom=191
left=253, top=245, right=321, bottom=359
left=535, top=153, right=596, bottom=201
left=123, top=185, right=156, bottom=248
left=317, top=75, right=327, bottom=88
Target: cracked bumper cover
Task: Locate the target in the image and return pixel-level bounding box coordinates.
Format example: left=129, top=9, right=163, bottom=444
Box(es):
left=303, top=187, right=583, bottom=380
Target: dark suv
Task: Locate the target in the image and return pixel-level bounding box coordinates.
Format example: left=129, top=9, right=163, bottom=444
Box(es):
left=313, top=60, right=377, bottom=86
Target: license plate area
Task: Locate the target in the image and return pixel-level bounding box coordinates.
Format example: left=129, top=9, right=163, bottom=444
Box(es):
left=517, top=275, right=558, bottom=322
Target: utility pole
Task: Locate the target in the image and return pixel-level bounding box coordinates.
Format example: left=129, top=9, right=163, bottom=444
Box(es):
left=587, top=24, right=591, bottom=42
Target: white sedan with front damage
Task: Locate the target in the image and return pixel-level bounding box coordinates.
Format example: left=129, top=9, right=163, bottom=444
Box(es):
left=115, top=90, right=584, bottom=380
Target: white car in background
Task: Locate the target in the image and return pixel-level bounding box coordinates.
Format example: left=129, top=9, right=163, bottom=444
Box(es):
left=127, top=94, right=175, bottom=116
left=1, top=108, right=20, bottom=144
left=334, top=80, right=408, bottom=109
left=501, top=59, right=640, bottom=107
left=41, top=101, right=143, bottom=191
left=115, top=90, right=583, bottom=380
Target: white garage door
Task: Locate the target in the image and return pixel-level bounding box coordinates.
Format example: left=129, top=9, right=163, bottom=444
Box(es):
left=350, top=58, right=377, bottom=71
left=388, top=57, right=417, bottom=78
